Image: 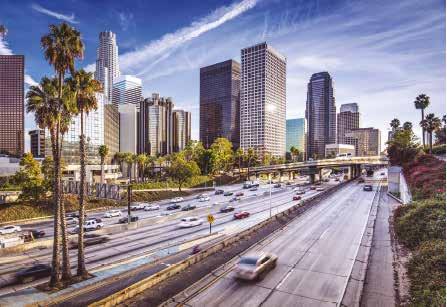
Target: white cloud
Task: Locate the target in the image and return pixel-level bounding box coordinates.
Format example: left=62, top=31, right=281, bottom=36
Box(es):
left=119, top=12, right=134, bottom=31
left=31, top=4, right=79, bottom=24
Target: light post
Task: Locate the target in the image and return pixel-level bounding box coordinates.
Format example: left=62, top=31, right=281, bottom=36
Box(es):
left=269, top=173, right=272, bottom=218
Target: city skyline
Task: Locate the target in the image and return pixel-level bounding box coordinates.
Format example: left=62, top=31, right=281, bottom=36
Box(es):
left=0, top=0, right=445, bottom=152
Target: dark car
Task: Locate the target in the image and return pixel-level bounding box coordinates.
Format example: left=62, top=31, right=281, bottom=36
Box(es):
left=118, top=216, right=139, bottom=223
left=190, top=245, right=202, bottom=255
left=363, top=185, right=373, bottom=191
left=215, top=189, right=224, bottom=195
left=358, top=178, right=365, bottom=183
left=234, top=211, right=250, bottom=219
left=223, top=191, right=233, bottom=196
left=16, top=264, right=51, bottom=283
left=66, top=212, right=87, bottom=219
left=167, top=204, right=181, bottom=210
left=310, top=186, right=316, bottom=190
left=182, top=204, right=196, bottom=211
left=273, top=183, right=281, bottom=188
left=31, top=229, right=45, bottom=238
left=220, top=205, right=235, bottom=213
left=293, top=195, right=302, bottom=201
left=70, top=234, right=110, bottom=249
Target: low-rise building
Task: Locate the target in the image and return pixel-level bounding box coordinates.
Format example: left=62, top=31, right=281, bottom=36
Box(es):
left=325, top=144, right=356, bottom=158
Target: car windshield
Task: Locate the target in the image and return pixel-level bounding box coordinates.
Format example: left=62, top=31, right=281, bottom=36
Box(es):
left=239, top=257, right=258, bottom=265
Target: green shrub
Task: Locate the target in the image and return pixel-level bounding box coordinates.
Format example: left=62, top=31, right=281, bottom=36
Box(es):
left=394, top=199, right=445, bottom=250
left=408, top=240, right=446, bottom=306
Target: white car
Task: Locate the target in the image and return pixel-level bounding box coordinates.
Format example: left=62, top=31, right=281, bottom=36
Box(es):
left=66, top=217, right=79, bottom=225
left=196, top=193, right=208, bottom=199
left=234, top=252, right=278, bottom=280
left=0, top=225, right=21, bottom=235
left=144, top=204, right=160, bottom=211
left=72, top=220, right=104, bottom=233
left=171, top=197, right=184, bottom=203
left=178, top=217, right=203, bottom=228
left=103, top=210, right=122, bottom=218
left=198, top=196, right=210, bottom=202
left=130, top=203, right=145, bottom=211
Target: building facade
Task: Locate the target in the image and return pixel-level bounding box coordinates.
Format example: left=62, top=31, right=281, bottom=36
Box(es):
left=112, top=75, right=142, bottom=107
left=346, top=128, right=381, bottom=156
left=95, top=31, right=120, bottom=102
left=118, top=103, right=138, bottom=154
left=286, top=118, right=306, bottom=158
left=240, top=42, right=286, bottom=158
left=325, top=144, right=355, bottom=158
left=173, top=110, right=191, bottom=152
left=104, top=104, right=119, bottom=162
left=29, top=129, right=45, bottom=158
left=305, top=72, right=336, bottom=159
left=0, top=55, right=24, bottom=157
left=337, top=103, right=360, bottom=147
left=200, top=60, right=240, bottom=148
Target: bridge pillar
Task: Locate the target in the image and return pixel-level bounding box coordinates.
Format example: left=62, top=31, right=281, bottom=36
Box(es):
left=309, top=174, right=315, bottom=184
left=318, top=168, right=323, bottom=182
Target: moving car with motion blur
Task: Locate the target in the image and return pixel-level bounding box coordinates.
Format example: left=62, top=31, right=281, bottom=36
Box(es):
left=16, top=263, right=51, bottom=283
left=178, top=217, right=203, bottom=228
left=233, top=211, right=250, bottom=219
left=70, top=233, right=110, bottom=248
left=234, top=252, right=278, bottom=280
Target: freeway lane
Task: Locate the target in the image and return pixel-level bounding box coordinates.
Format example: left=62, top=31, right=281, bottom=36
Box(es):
left=178, top=179, right=381, bottom=307
left=0, top=179, right=333, bottom=295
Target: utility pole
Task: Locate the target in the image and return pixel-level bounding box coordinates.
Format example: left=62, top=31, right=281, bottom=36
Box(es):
left=269, top=173, right=272, bottom=218
left=127, top=185, right=132, bottom=224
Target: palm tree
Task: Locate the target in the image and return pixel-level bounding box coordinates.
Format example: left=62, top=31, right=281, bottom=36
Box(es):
left=26, top=77, right=61, bottom=286
left=420, top=113, right=442, bottom=154
left=414, top=94, right=430, bottom=147
left=245, top=148, right=256, bottom=181
left=402, top=121, right=413, bottom=131
left=290, top=146, right=300, bottom=162
left=135, top=154, right=148, bottom=182
left=390, top=118, right=400, bottom=130
left=67, top=69, right=100, bottom=278
left=124, top=153, right=135, bottom=182
left=98, top=145, right=109, bottom=184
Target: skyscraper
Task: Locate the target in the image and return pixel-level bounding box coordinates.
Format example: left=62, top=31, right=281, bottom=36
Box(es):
left=286, top=118, right=306, bottom=158
left=0, top=55, right=24, bottom=157
left=305, top=72, right=336, bottom=159
left=104, top=104, right=119, bottom=162
left=240, top=42, right=286, bottom=158
left=337, top=103, right=360, bottom=147
left=346, top=128, right=381, bottom=156
left=200, top=60, right=240, bottom=148
left=173, top=110, right=191, bottom=152
left=29, top=129, right=45, bottom=158
left=112, top=75, right=142, bottom=107
left=119, top=103, right=138, bottom=154
left=95, top=31, right=120, bottom=102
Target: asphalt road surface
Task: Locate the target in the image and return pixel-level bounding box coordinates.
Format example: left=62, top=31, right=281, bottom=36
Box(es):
left=179, top=175, right=382, bottom=307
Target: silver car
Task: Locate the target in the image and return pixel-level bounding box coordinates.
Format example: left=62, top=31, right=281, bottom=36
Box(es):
left=234, top=252, right=277, bottom=280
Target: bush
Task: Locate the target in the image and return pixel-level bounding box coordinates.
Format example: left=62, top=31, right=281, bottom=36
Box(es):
left=132, top=175, right=212, bottom=190
left=424, top=144, right=446, bottom=155
left=394, top=199, right=445, bottom=250
left=408, top=240, right=446, bottom=306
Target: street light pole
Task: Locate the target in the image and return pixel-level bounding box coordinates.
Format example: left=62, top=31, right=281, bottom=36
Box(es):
left=269, top=173, right=272, bottom=218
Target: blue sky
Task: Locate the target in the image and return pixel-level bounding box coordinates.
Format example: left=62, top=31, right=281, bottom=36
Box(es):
left=1, top=0, right=445, bottom=151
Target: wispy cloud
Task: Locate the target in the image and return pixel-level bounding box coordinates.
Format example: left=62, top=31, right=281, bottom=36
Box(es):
left=119, top=12, right=134, bottom=31
left=119, top=0, right=258, bottom=74
left=31, top=4, right=79, bottom=24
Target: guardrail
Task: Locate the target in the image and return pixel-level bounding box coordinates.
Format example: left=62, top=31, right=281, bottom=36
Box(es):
left=88, top=179, right=353, bottom=307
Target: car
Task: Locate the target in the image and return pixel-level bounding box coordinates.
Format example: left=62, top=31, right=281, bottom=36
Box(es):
left=285, top=181, right=292, bottom=186
left=66, top=216, right=79, bottom=225
left=358, top=178, right=365, bottom=183
left=380, top=172, right=385, bottom=176
left=72, top=219, right=104, bottom=233
left=295, top=190, right=305, bottom=195
left=144, top=204, right=160, bottom=211
left=118, top=215, right=139, bottom=223
left=363, top=185, right=373, bottom=191
left=230, top=196, right=241, bottom=202
left=0, top=225, right=21, bottom=235
left=167, top=204, right=181, bottom=210
left=171, top=197, right=184, bottom=203
left=178, top=217, right=203, bottom=228
left=223, top=191, right=233, bottom=196
left=293, top=195, right=302, bottom=201
left=234, top=211, right=250, bottom=219
left=103, top=210, right=122, bottom=218
left=335, top=178, right=340, bottom=182
left=130, top=203, right=145, bottom=211
left=196, top=193, right=208, bottom=199
left=234, top=253, right=278, bottom=280
left=182, top=204, right=197, bottom=211
left=314, top=182, right=322, bottom=186
left=323, top=178, right=330, bottom=182
left=220, top=205, right=235, bottom=213
left=70, top=234, right=110, bottom=248
left=235, top=191, right=244, bottom=197
left=198, top=196, right=210, bottom=202
left=249, top=187, right=258, bottom=191
left=316, top=187, right=325, bottom=192
left=190, top=245, right=202, bottom=255
left=215, top=189, right=224, bottom=195
left=310, top=186, right=316, bottom=190
left=16, top=264, right=51, bottom=283
left=273, top=183, right=281, bottom=188
left=30, top=229, right=45, bottom=238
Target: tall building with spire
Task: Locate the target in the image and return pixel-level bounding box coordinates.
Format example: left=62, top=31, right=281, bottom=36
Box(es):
left=95, top=31, right=120, bottom=102
left=305, top=72, right=336, bottom=159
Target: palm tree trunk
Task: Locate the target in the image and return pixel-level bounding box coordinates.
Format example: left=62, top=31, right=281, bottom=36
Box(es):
left=77, top=111, right=88, bottom=278
left=422, top=109, right=426, bottom=147
left=429, top=131, right=433, bottom=154
left=59, top=133, right=72, bottom=282
left=100, top=157, right=104, bottom=184
left=49, top=128, right=62, bottom=288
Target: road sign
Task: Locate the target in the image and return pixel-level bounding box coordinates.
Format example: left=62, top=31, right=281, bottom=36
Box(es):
left=207, top=214, right=215, bottom=224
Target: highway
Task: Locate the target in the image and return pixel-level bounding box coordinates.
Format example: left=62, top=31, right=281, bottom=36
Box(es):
left=172, top=172, right=383, bottom=307
left=0, top=176, right=337, bottom=295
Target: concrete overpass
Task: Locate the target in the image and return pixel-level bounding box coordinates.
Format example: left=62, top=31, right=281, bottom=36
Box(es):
left=250, top=155, right=389, bottom=183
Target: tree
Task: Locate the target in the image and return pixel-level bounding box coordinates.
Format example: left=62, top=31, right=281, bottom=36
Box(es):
left=13, top=153, right=45, bottom=200
left=124, top=153, right=135, bottom=181
left=390, top=118, right=401, bottom=130
left=402, top=121, right=413, bottom=131
left=387, top=129, right=421, bottom=166
left=434, top=115, right=446, bottom=145
left=41, top=22, right=84, bottom=285
left=290, top=146, right=300, bottom=162
left=135, top=154, right=148, bottom=182
left=166, top=157, right=200, bottom=191
left=98, top=145, right=109, bottom=184
left=414, top=94, right=430, bottom=147
left=234, top=148, right=244, bottom=178
left=245, top=148, right=257, bottom=180
left=420, top=113, right=442, bottom=154
left=262, top=153, right=272, bottom=166
left=210, top=137, right=233, bottom=174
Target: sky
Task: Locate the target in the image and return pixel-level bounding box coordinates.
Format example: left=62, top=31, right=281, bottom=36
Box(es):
left=0, top=0, right=445, bottom=152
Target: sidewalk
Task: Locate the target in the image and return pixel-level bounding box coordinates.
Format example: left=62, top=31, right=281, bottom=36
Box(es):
left=361, top=192, right=398, bottom=306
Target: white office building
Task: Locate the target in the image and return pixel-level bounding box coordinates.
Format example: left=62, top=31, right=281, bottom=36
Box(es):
left=95, top=31, right=120, bottom=102
left=240, top=42, right=286, bottom=158
left=112, top=75, right=142, bottom=107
